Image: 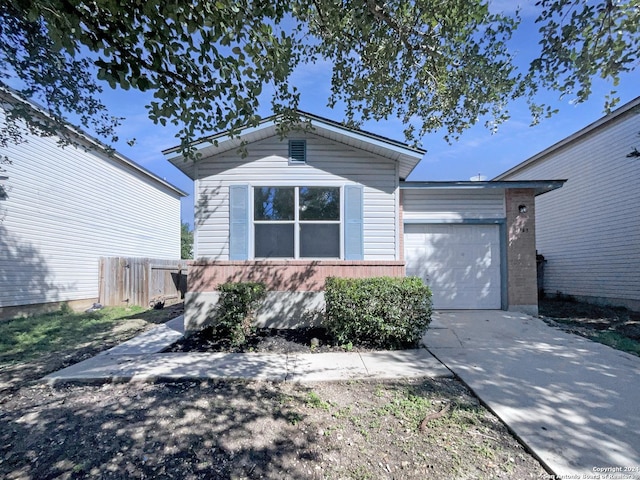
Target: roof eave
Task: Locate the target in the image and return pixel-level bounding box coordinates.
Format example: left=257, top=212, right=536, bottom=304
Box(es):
left=400, top=180, right=566, bottom=196
left=162, top=111, right=424, bottom=179
left=1, top=88, right=187, bottom=197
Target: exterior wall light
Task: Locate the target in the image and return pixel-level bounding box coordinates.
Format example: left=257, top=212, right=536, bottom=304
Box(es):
left=518, top=204, right=528, bottom=213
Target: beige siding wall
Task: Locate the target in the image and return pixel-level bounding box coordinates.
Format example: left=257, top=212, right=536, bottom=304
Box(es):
left=195, top=132, right=399, bottom=260
left=0, top=131, right=182, bottom=308
left=402, top=188, right=505, bottom=221
left=501, top=110, right=640, bottom=307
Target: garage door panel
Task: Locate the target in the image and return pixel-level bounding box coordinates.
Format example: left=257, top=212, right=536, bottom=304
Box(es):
left=404, top=224, right=501, bottom=309
left=431, top=274, right=500, bottom=309
left=473, top=245, right=497, bottom=268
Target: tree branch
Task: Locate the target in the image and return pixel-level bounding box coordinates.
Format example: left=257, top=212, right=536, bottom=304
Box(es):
left=57, top=0, right=197, bottom=90
left=364, top=0, right=438, bottom=54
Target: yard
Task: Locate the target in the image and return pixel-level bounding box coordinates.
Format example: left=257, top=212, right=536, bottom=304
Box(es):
left=539, top=297, right=640, bottom=357
left=3, top=298, right=636, bottom=479
left=0, top=302, right=184, bottom=393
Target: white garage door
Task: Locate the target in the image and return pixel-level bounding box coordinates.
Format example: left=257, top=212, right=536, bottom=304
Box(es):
left=404, top=224, right=501, bottom=309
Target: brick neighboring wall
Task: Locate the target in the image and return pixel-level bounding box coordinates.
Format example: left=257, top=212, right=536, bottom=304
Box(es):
left=506, top=189, right=538, bottom=308
left=189, top=260, right=406, bottom=292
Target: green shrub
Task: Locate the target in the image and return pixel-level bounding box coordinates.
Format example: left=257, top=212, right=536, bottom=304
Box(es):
left=214, top=282, right=267, bottom=346
left=59, top=302, right=74, bottom=315
left=323, top=276, right=432, bottom=350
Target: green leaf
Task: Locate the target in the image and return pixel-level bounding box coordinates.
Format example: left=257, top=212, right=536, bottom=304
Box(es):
left=1, top=0, right=638, bottom=158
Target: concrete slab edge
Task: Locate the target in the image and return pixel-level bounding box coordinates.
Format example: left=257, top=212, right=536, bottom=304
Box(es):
left=42, top=370, right=449, bottom=387
left=426, top=347, right=558, bottom=479
left=43, top=348, right=453, bottom=387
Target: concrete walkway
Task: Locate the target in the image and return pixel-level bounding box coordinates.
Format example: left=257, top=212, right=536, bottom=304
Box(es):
left=43, top=315, right=450, bottom=384
left=426, top=310, right=640, bottom=478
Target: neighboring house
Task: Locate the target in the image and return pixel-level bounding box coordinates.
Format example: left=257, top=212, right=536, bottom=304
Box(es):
left=496, top=96, right=640, bottom=311
left=0, top=91, right=187, bottom=319
left=165, top=111, right=563, bottom=331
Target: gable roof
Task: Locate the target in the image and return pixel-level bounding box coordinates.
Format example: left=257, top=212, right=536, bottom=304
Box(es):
left=495, top=96, right=640, bottom=180
left=0, top=88, right=187, bottom=197
left=163, top=110, right=425, bottom=180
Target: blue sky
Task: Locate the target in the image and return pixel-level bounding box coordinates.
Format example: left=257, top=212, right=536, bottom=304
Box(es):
left=84, top=3, right=638, bottom=227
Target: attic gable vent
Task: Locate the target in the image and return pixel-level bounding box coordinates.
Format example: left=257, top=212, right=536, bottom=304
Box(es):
left=288, top=140, right=306, bottom=163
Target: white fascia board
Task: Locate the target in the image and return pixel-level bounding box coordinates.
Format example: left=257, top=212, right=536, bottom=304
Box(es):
left=309, top=121, right=424, bottom=159
left=400, top=180, right=566, bottom=196
left=163, top=112, right=424, bottom=169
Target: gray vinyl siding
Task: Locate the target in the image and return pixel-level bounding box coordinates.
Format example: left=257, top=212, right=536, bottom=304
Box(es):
left=402, top=189, right=505, bottom=221
left=0, top=131, right=182, bottom=308
left=195, top=133, right=398, bottom=260
left=500, top=110, right=640, bottom=304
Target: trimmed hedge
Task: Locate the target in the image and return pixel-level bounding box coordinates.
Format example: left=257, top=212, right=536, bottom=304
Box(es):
left=214, top=282, right=267, bottom=346
left=323, top=276, right=432, bottom=350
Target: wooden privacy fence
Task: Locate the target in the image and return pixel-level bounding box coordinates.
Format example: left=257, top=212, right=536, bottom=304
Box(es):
left=99, top=257, right=188, bottom=307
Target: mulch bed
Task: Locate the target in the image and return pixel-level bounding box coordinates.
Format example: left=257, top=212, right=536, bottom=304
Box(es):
left=166, top=326, right=335, bottom=354
left=164, top=326, right=416, bottom=354
left=539, top=298, right=640, bottom=341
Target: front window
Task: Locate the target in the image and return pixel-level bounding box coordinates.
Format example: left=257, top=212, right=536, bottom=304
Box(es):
left=253, top=186, right=340, bottom=258
left=254, top=187, right=295, bottom=258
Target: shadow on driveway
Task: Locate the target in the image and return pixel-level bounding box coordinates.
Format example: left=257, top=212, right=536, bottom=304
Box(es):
left=425, top=310, right=640, bottom=477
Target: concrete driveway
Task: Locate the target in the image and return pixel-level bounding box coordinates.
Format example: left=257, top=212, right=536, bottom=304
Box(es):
left=423, top=310, right=640, bottom=478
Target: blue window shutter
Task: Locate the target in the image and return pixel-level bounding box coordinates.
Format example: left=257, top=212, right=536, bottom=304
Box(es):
left=344, top=185, right=363, bottom=260
left=229, top=185, right=249, bottom=260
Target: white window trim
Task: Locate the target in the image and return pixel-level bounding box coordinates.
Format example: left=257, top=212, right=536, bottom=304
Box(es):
left=250, top=185, right=344, bottom=260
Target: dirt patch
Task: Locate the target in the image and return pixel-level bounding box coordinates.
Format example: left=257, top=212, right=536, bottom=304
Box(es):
left=0, top=378, right=548, bottom=479
left=539, top=298, right=640, bottom=348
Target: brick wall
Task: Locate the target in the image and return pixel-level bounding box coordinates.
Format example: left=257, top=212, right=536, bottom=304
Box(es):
left=189, top=260, right=406, bottom=293
left=505, top=188, right=538, bottom=312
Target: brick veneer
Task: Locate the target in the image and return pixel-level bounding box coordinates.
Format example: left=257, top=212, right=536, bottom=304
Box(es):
left=505, top=188, right=538, bottom=313
left=189, top=260, right=406, bottom=292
